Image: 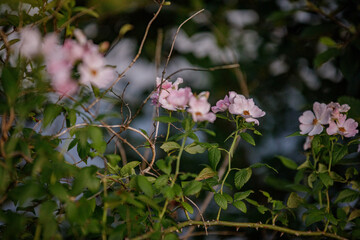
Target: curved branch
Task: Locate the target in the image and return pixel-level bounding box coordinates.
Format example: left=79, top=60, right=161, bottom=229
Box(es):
left=87, top=0, right=165, bottom=111
left=131, top=220, right=348, bottom=240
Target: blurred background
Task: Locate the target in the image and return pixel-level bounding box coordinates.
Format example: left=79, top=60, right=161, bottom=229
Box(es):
left=3, top=0, right=360, bottom=238
left=74, top=0, right=360, bottom=238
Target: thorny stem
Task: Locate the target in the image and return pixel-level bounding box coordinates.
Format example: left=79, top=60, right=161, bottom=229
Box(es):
left=131, top=220, right=348, bottom=240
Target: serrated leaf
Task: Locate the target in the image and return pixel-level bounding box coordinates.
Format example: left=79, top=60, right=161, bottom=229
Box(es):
left=181, top=202, right=194, bottom=214
left=335, top=189, right=360, bottom=203
left=183, top=181, right=202, bottom=196
left=214, top=193, right=227, bottom=210
left=156, top=159, right=172, bottom=175
left=332, top=145, right=348, bottom=165
left=286, top=131, right=302, bottom=137
left=120, top=161, right=140, bottom=176
left=223, top=193, right=233, bottom=203
left=160, top=142, right=180, bottom=153
left=349, top=209, right=360, bottom=221
left=287, top=192, right=303, bottom=208
left=239, top=132, right=255, bottom=146
left=233, top=200, right=247, bottom=213
left=208, top=148, right=221, bottom=171
left=277, top=155, right=297, bottom=170
left=184, top=143, right=206, bottom=154
left=137, top=175, right=153, bottom=198
left=234, top=190, right=254, bottom=201
left=195, top=167, right=216, bottom=181
left=305, top=212, right=324, bottom=226
left=234, top=168, right=252, bottom=190
left=319, top=173, right=333, bottom=188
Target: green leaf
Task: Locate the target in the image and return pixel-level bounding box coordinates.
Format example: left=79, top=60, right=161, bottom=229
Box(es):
left=156, top=159, right=172, bottom=175
left=120, top=161, right=141, bottom=176
left=137, top=175, right=154, bottom=198
left=319, top=37, right=337, bottom=47
left=233, top=200, right=247, bottom=213
left=305, top=210, right=325, bottom=226
left=181, top=202, right=194, bottom=214
left=155, top=175, right=169, bottom=189
left=319, top=173, right=334, bottom=188
left=332, top=145, right=348, bottom=165
left=164, top=233, right=179, bottom=240
left=335, top=189, right=360, bottom=203
left=43, top=104, right=63, bottom=128
left=66, top=109, right=77, bottom=127
left=234, top=190, right=254, bottom=201
left=195, top=167, right=216, bottom=181
left=297, top=159, right=312, bottom=170
left=88, top=126, right=106, bottom=154
left=183, top=181, right=202, bottom=196
left=349, top=209, right=360, bottom=221
left=106, top=154, right=121, bottom=167
left=314, top=48, right=340, bottom=68
left=1, top=66, right=19, bottom=105
left=214, top=193, right=227, bottom=210
left=49, top=183, right=69, bottom=202
left=239, top=132, right=255, bottom=146
left=208, top=148, right=221, bottom=171
left=234, top=168, right=252, bottom=190
left=162, top=185, right=175, bottom=200
left=160, top=141, right=180, bottom=153
left=276, top=155, right=297, bottom=170
left=184, top=143, right=206, bottom=154
left=154, top=116, right=179, bottom=123
left=286, top=131, right=302, bottom=137
left=223, top=193, right=233, bottom=203
left=287, top=192, right=303, bottom=208
left=250, top=163, right=278, bottom=173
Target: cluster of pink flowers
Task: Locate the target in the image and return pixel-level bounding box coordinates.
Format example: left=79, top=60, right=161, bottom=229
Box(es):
left=152, top=79, right=265, bottom=124
left=299, top=102, right=359, bottom=150
left=212, top=91, right=266, bottom=125
left=18, top=27, right=115, bottom=95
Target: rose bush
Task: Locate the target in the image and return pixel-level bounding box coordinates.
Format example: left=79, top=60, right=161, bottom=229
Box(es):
left=0, top=1, right=360, bottom=240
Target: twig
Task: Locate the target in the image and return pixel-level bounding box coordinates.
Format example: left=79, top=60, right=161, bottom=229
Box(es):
left=185, top=197, right=208, bottom=235
left=131, top=220, right=348, bottom=240
left=87, top=0, right=165, bottom=111
left=161, top=9, right=205, bottom=79
left=165, top=63, right=240, bottom=80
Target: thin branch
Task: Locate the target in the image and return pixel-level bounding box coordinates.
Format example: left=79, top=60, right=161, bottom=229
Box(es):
left=87, top=0, right=165, bottom=111
left=161, top=9, right=205, bottom=78
left=131, top=220, right=348, bottom=240
left=165, top=63, right=240, bottom=80
left=185, top=197, right=208, bottom=235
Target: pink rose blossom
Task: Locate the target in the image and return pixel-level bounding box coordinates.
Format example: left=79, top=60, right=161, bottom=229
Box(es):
left=152, top=77, right=184, bottom=110
left=18, top=27, right=42, bottom=59
left=327, top=102, right=350, bottom=120
left=212, top=95, right=230, bottom=113
left=299, top=102, right=331, bottom=136
left=167, top=87, right=192, bottom=110
left=187, top=92, right=216, bottom=123
left=79, top=52, right=115, bottom=88
left=326, top=114, right=358, bottom=138
left=228, top=93, right=265, bottom=125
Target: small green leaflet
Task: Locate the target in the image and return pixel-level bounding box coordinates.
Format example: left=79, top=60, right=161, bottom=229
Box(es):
left=276, top=155, right=298, bottom=170
left=160, top=142, right=180, bottom=153
left=234, top=168, right=252, bottom=190
left=239, top=132, right=255, bottom=146
left=214, top=193, right=227, bottom=210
